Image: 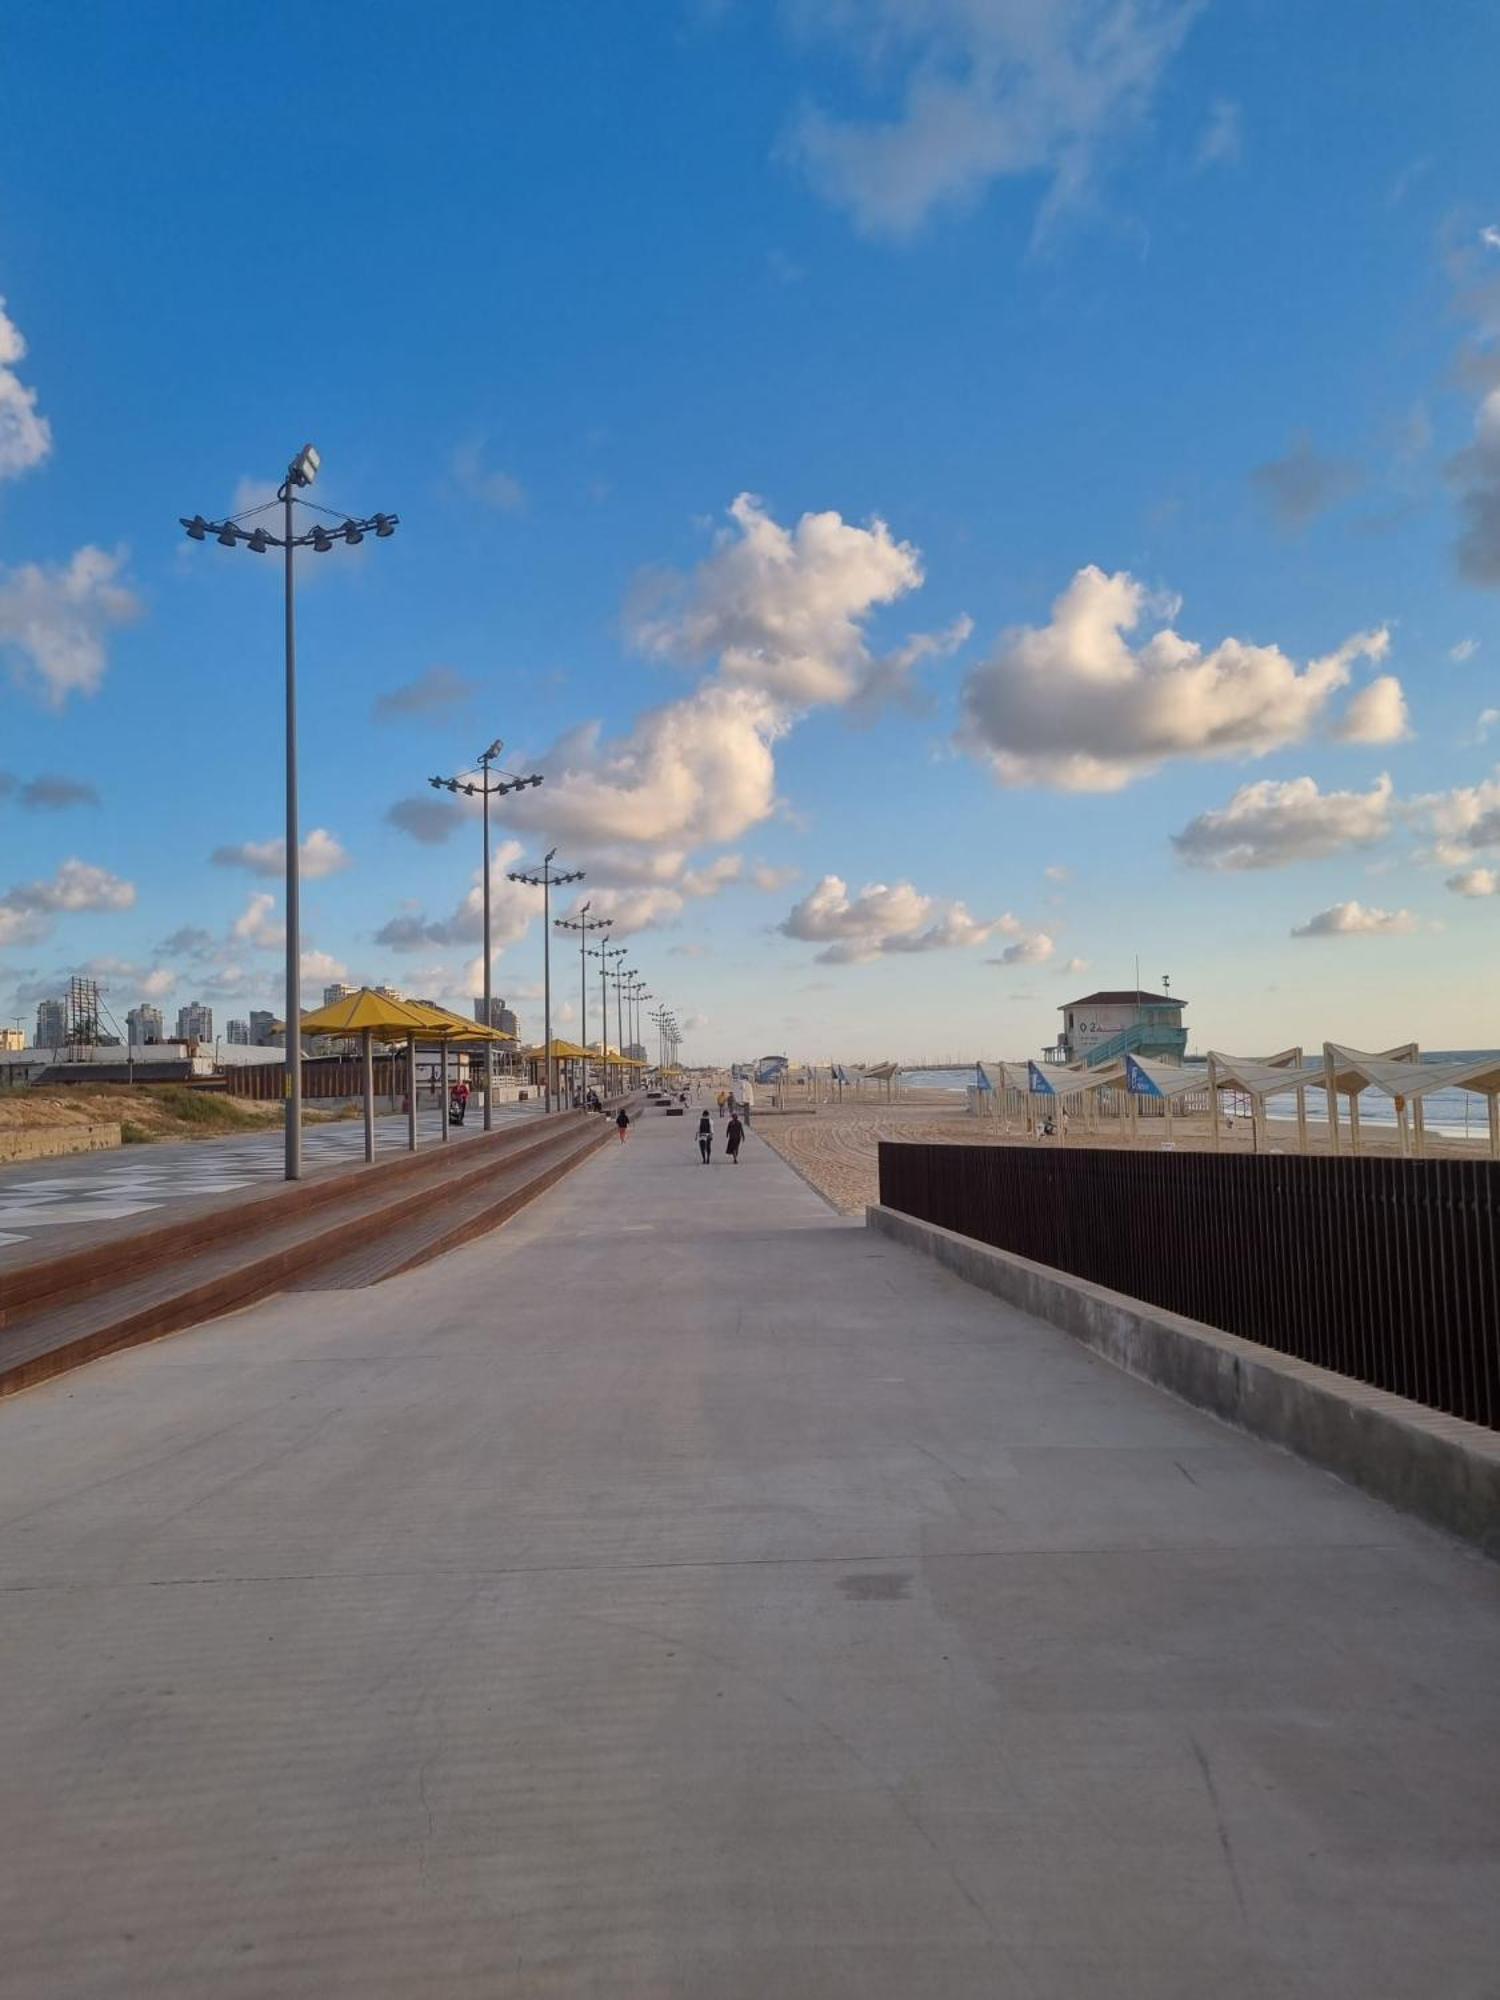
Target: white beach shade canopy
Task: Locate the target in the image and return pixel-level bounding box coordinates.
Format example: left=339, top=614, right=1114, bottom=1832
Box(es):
left=1322, top=1042, right=1500, bottom=1157
left=1206, top=1050, right=1328, bottom=1150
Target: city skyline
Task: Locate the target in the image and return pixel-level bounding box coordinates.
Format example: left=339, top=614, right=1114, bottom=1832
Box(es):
left=2, top=5, right=1498, bottom=1065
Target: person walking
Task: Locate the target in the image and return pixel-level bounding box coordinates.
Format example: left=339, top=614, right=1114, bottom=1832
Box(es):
left=697, top=1110, right=713, bottom=1165
left=741, top=1079, right=754, bottom=1127
left=615, top=1107, right=631, bottom=1144
left=725, top=1111, right=744, bottom=1164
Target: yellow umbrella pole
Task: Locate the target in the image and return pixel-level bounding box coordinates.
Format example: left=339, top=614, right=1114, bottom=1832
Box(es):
left=440, top=1041, right=450, bottom=1144
left=406, top=1033, right=417, bottom=1152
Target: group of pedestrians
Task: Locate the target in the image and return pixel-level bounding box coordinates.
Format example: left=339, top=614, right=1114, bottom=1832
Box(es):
left=697, top=1107, right=744, bottom=1165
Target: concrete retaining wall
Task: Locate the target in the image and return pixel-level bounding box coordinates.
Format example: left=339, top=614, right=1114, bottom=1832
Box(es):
left=0, top=1123, right=121, bottom=1163
left=867, top=1203, right=1500, bottom=1557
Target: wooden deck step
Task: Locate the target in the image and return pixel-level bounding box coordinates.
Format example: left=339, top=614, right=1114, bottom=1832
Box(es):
left=1, top=1113, right=617, bottom=1396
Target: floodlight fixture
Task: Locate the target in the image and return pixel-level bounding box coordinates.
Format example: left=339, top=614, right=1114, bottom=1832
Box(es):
left=290, top=443, right=320, bottom=488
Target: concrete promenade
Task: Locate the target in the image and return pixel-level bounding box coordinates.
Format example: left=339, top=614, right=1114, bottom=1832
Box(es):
left=0, top=1111, right=1497, bottom=1996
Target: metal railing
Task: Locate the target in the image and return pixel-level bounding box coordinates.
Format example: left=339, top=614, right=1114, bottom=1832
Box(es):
left=877, top=1142, right=1500, bottom=1430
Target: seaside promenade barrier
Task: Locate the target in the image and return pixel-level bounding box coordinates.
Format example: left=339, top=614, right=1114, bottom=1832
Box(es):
left=876, top=1142, right=1500, bottom=1432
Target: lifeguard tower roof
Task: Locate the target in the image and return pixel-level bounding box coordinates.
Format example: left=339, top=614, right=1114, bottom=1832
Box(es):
left=1059, top=989, right=1187, bottom=1011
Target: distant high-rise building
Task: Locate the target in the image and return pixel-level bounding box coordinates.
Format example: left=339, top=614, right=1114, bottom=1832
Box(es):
left=226, top=1019, right=250, bottom=1045
left=323, top=981, right=355, bottom=1009
left=176, top=1001, right=213, bottom=1043
left=0, top=1027, right=24, bottom=1052
left=475, top=996, right=519, bottom=1038
left=625, top=1043, right=647, bottom=1064
left=249, top=1010, right=277, bottom=1047
left=126, top=1003, right=165, bottom=1046
left=374, top=983, right=405, bottom=1004
left=35, top=998, right=66, bottom=1048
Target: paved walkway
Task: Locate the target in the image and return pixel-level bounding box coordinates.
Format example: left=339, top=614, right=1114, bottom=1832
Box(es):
left=0, top=1102, right=543, bottom=1256
left=0, top=1110, right=1496, bottom=1997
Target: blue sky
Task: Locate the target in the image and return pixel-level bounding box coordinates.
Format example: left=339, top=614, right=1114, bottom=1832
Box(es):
left=2, top=0, right=1498, bottom=1062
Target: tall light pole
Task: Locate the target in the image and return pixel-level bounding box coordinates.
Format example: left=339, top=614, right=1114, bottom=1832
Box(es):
left=610, top=962, right=632, bottom=1089
left=430, top=742, right=542, bottom=1130
left=627, top=976, right=650, bottom=1061
left=182, top=448, right=397, bottom=1179
left=636, top=980, right=656, bottom=1064
left=507, top=849, right=583, bottom=1112
left=555, top=905, right=610, bottom=1102
left=598, top=944, right=627, bottom=1096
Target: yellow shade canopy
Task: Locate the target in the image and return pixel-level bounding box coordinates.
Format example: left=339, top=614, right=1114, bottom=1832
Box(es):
left=295, top=988, right=433, bottom=1039
left=391, top=1000, right=516, bottom=1043
left=522, top=1038, right=591, bottom=1061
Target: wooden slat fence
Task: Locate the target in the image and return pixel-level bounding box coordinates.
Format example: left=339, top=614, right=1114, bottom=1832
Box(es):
left=877, top=1142, right=1500, bottom=1430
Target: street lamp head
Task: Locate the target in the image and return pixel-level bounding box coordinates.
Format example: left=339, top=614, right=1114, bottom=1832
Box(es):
left=343, top=521, right=363, bottom=546
left=216, top=522, right=239, bottom=547
left=247, top=528, right=270, bottom=555
left=481, top=739, right=505, bottom=764
left=182, top=515, right=208, bottom=541
left=289, top=443, right=320, bottom=489
left=311, top=527, right=335, bottom=554
left=372, top=512, right=397, bottom=537
left=428, top=776, right=443, bottom=790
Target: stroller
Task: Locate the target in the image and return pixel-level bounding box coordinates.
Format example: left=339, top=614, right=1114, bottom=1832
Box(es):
left=449, top=1085, right=468, bottom=1127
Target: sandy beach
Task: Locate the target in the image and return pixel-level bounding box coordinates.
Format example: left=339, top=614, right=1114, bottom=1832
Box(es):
left=750, top=1089, right=1493, bottom=1215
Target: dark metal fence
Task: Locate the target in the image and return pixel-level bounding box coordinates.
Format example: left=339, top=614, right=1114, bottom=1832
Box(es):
left=223, top=1057, right=407, bottom=1102
left=877, top=1142, right=1500, bottom=1430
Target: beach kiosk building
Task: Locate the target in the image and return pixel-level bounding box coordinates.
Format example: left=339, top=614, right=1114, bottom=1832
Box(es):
left=1048, top=988, right=1188, bottom=1068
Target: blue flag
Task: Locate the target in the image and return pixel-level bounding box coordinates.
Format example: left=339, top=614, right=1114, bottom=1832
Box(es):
left=1125, top=1055, right=1161, bottom=1097
left=1027, top=1060, right=1055, bottom=1096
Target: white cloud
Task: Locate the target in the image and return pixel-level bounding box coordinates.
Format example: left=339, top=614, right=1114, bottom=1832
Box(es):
left=505, top=681, right=783, bottom=851
left=1483, top=225, right=1500, bottom=253
left=300, top=948, right=348, bottom=984
left=1172, top=773, right=1395, bottom=870
left=1451, top=637, right=1479, bottom=662
left=0, top=546, right=141, bottom=705
left=778, top=873, right=1005, bottom=963
left=373, top=665, right=477, bottom=722
left=958, top=565, right=1392, bottom=790
left=1060, top=955, right=1089, bottom=974
left=1291, top=900, right=1417, bottom=939
left=750, top=861, right=801, bottom=892
left=211, top=828, right=352, bottom=879
left=1473, top=707, right=1500, bottom=744
left=1194, top=97, right=1242, bottom=169
left=994, top=931, right=1055, bottom=965
left=0, top=299, right=51, bottom=480
left=1331, top=674, right=1410, bottom=744
left=4, top=858, right=135, bottom=915
left=1446, top=866, right=1498, bottom=897
left=375, top=844, right=541, bottom=953
left=0, top=858, right=135, bottom=950
left=632, top=493, right=926, bottom=708
left=1043, top=863, right=1071, bottom=882
left=451, top=440, right=525, bottom=512
left=782, top=0, right=1199, bottom=240
left=231, top=892, right=282, bottom=950
left=1412, top=769, right=1500, bottom=864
